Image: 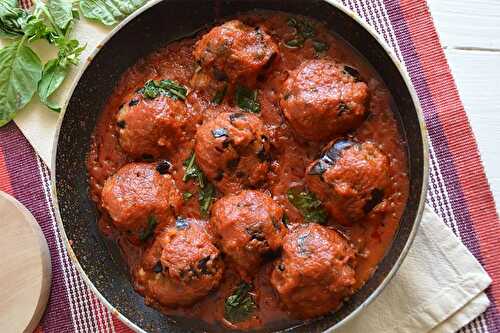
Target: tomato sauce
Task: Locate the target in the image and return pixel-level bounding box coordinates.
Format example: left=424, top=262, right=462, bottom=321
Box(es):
left=87, top=11, right=409, bottom=331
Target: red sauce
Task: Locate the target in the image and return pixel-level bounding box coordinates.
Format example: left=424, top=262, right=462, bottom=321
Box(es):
left=87, top=11, right=409, bottom=331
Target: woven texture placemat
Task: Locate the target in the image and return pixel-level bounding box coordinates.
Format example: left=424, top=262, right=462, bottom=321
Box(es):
left=0, top=0, right=499, bottom=332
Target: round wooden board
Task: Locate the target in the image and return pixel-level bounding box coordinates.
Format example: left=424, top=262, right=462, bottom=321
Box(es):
left=0, top=191, right=51, bottom=333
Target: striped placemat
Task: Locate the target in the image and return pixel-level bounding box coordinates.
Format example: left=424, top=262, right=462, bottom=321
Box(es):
left=0, top=0, right=498, bottom=332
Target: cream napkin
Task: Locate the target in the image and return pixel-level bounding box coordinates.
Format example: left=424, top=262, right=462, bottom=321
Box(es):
left=2, top=14, right=492, bottom=333
left=338, top=206, right=491, bottom=333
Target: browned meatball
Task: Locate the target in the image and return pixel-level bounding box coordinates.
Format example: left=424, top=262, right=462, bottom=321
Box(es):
left=270, top=224, right=356, bottom=318
left=306, top=139, right=390, bottom=225
left=280, top=60, right=369, bottom=141
left=195, top=112, right=271, bottom=193
left=134, top=218, right=224, bottom=307
left=210, top=190, right=286, bottom=279
left=117, top=93, right=194, bottom=159
left=101, top=163, right=182, bottom=235
left=193, top=20, right=278, bottom=85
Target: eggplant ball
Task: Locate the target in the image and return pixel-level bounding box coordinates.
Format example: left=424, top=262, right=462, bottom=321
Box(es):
left=210, top=190, right=286, bottom=278
left=280, top=60, right=369, bottom=141
left=117, top=93, right=194, bottom=159
left=101, top=163, right=182, bottom=235
left=135, top=218, right=224, bottom=306
left=193, top=20, right=278, bottom=84
left=306, top=139, right=390, bottom=225
left=270, top=224, right=356, bottom=318
left=195, top=112, right=271, bottom=193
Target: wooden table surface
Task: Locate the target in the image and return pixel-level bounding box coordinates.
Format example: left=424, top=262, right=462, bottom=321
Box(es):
left=427, top=0, right=500, bottom=212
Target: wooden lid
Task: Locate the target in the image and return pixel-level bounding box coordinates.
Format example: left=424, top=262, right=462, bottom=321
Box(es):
left=0, top=191, right=51, bottom=333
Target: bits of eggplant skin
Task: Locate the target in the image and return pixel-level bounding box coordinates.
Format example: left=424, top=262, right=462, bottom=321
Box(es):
left=153, top=261, right=163, bottom=273
left=175, top=217, right=190, bottom=230
left=363, top=188, right=385, bottom=214
left=229, top=112, right=246, bottom=124
left=142, top=154, right=155, bottom=162
left=128, top=98, right=140, bottom=107
left=116, top=120, right=126, bottom=129
left=308, top=139, right=356, bottom=175
left=343, top=65, right=360, bottom=81
left=212, top=127, right=229, bottom=138
left=156, top=160, right=172, bottom=174
left=256, top=146, right=269, bottom=162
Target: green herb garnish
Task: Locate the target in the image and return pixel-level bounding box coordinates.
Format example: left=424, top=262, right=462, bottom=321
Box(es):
left=224, top=283, right=256, bottom=323
left=139, top=79, right=187, bottom=101
left=0, top=0, right=147, bottom=127
left=287, top=188, right=328, bottom=224
left=183, top=153, right=215, bottom=217
left=183, top=152, right=205, bottom=187
left=285, top=38, right=304, bottom=48
left=235, top=85, right=260, bottom=113
left=285, top=17, right=316, bottom=49
left=183, top=191, right=193, bottom=201
left=313, top=40, right=329, bottom=53
left=288, top=17, right=315, bottom=39
left=139, top=215, right=157, bottom=241
left=212, top=83, right=227, bottom=105
left=79, top=0, right=147, bottom=26
left=199, top=183, right=215, bottom=218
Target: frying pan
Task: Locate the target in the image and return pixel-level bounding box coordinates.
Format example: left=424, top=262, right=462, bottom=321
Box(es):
left=52, top=0, right=429, bottom=332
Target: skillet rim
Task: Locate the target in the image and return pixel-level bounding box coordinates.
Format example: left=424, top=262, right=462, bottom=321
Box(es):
left=50, top=1, right=430, bottom=332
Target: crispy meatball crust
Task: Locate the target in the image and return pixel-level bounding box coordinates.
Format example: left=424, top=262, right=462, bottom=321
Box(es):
left=195, top=112, right=271, bottom=193
left=101, top=163, right=182, bottom=234
left=270, top=224, right=356, bottom=318
left=134, top=218, right=224, bottom=307
left=210, top=190, right=286, bottom=279
left=193, top=20, right=278, bottom=84
left=280, top=59, right=369, bottom=141
left=306, top=139, right=390, bottom=225
left=117, top=93, right=194, bottom=159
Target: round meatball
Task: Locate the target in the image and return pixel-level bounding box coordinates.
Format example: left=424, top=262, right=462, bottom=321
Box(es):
left=135, top=218, right=224, bottom=306
left=210, top=190, right=286, bottom=278
left=101, top=163, right=182, bottom=235
left=306, top=139, right=390, bottom=225
left=280, top=60, right=369, bottom=141
left=193, top=20, right=278, bottom=84
left=117, top=92, right=194, bottom=159
left=195, top=112, right=271, bottom=193
left=270, top=224, right=356, bottom=318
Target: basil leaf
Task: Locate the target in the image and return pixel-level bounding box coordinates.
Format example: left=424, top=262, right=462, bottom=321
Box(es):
left=0, top=3, right=31, bottom=39
left=48, top=0, right=74, bottom=31
left=235, top=85, right=260, bottom=113
left=211, top=83, right=227, bottom=105
left=313, top=40, right=329, bottom=53
left=199, top=183, right=214, bottom=218
left=139, top=79, right=187, bottom=101
left=287, top=188, right=328, bottom=224
left=37, top=59, right=66, bottom=112
left=224, top=283, right=256, bottom=323
left=0, top=41, right=43, bottom=127
left=139, top=215, right=157, bottom=241
left=54, top=37, right=86, bottom=67
left=80, top=0, right=147, bottom=26
left=183, top=152, right=205, bottom=188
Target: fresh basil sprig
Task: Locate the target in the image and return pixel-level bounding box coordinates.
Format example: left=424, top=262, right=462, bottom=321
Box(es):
left=80, top=0, right=147, bottom=26
left=235, top=85, right=260, bottom=113
left=0, top=0, right=148, bottom=127
left=183, top=152, right=215, bottom=217
left=224, top=283, right=257, bottom=323
left=287, top=188, right=328, bottom=224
